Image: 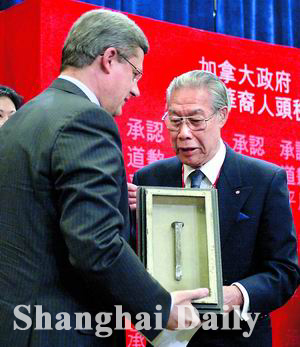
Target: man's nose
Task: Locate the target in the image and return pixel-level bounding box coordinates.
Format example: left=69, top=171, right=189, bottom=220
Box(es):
left=177, top=121, right=192, bottom=139
left=130, top=80, right=140, bottom=97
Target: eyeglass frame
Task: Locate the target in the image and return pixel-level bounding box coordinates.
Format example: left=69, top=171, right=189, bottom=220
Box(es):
left=87, top=49, right=143, bottom=82
left=117, top=51, right=143, bottom=82
left=162, top=109, right=220, bottom=132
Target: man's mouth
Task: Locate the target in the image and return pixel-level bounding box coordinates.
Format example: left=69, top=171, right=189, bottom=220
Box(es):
left=179, top=147, right=197, bottom=152
left=177, top=147, right=199, bottom=155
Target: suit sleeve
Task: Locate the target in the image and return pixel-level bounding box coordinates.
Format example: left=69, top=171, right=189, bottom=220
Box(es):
left=133, top=172, right=139, bottom=185
left=51, top=108, right=171, bottom=340
left=239, top=168, right=299, bottom=313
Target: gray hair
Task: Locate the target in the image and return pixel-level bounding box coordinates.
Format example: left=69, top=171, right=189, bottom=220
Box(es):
left=166, top=70, right=231, bottom=112
left=61, top=9, right=149, bottom=71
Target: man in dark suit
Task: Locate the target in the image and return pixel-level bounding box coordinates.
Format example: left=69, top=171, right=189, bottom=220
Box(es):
left=0, top=11, right=209, bottom=347
left=129, top=70, right=299, bottom=346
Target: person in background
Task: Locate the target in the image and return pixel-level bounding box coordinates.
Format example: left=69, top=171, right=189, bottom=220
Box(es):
left=0, top=85, right=23, bottom=127
left=128, top=70, right=299, bottom=347
left=0, top=10, right=209, bottom=347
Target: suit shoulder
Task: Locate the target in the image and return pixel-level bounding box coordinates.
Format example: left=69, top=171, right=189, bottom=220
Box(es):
left=27, top=87, right=118, bottom=135
left=230, top=148, right=282, bottom=173
left=136, top=156, right=179, bottom=175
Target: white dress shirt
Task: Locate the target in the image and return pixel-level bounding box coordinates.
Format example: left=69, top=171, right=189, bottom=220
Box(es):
left=58, top=74, right=100, bottom=106
left=184, top=140, right=226, bottom=189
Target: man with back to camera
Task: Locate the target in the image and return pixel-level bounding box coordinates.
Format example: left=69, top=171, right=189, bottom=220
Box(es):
left=128, top=70, right=300, bottom=347
left=0, top=11, right=209, bottom=347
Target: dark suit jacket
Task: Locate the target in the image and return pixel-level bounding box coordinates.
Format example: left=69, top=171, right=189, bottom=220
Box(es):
left=0, top=79, right=170, bottom=347
left=133, top=146, right=299, bottom=346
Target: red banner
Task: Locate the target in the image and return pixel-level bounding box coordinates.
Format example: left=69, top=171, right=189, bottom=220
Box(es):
left=1, top=1, right=299, bottom=346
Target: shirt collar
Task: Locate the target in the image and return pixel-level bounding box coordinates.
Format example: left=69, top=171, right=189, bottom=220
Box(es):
left=58, top=74, right=100, bottom=107
left=183, top=140, right=226, bottom=186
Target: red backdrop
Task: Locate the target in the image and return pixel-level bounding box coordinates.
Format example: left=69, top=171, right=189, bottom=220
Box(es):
left=1, top=1, right=299, bottom=346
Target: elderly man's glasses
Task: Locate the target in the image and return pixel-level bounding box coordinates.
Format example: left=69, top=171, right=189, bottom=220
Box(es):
left=162, top=110, right=218, bottom=131
left=118, top=52, right=143, bottom=82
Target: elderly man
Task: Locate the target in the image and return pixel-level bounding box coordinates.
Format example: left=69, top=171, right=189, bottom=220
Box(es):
left=129, top=70, right=299, bottom=347
left=0, top=11, right=209, bottom=347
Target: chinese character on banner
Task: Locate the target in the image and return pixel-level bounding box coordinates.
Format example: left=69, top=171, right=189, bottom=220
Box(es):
left=275, top=97, right=292, bottom=120
left=257, top=94, right=274, bottom=117
left=127, top=146, right=145, bottom=169
left=198, top=56, right=217, bottom=74
left=233, top=134, right=248, bottom=154
left=146, top=121, right=164, bottom=143
left=295, top=141, right=300, bottom=161
left=283, top=330, right=300, bottom=346
left=238, top=91, right=255, bottom=114
left=249, top=136, right=265, bottom=157
left=280, top=140, right=295, bottom=160
left=238, top=64, right=255, bottom=87
left=256, top=67, right=274, bottom=90
left=147, top=149, right=165, bottom=164
left=297, top=168, right=300, bottom=186
left=227, top=88, right=237, bottom=109
left=289, top=190, right=296, bottom=205
left=127, top=118, right=145, bottom=140
left=275, top=70, right=291, bottom=94
left=293, top=99, right=300, bottom=121
left=127, top=331, right=146, bottom=347
left=282, top=166, right=296, bottom=186
left=218, top=60, right=236, bottom=84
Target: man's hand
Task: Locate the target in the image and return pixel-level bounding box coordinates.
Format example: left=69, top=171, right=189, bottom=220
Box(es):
left=127, top=182, right=137, bottom=211
left=167, top=288, right=209, bottom=330
left=223, top=285, right=244, bottom=313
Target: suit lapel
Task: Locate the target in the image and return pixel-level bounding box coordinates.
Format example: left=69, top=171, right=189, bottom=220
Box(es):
left=147, top=156, right=182, bottom=187
left=166, top=157, right=183, bottom=187
left=217, top=146, right=253, bottom=249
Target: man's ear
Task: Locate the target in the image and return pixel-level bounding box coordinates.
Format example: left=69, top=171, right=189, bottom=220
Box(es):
left=218, top=107, right=229, bottom=128
left=100, top=47, right=118, bottom=74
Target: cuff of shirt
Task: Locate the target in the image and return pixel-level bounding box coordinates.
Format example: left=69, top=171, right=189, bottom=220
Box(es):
left=232, top=282, right=250, bottom=321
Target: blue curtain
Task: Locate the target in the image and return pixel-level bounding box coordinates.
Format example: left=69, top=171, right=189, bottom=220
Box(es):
left=216, top=0, right=300, bottom=48
left=1, top=0, right=299, bottom=48
left=0, top=0, right=23, bottom=10
left=80, top=0, right=215, bottom=31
